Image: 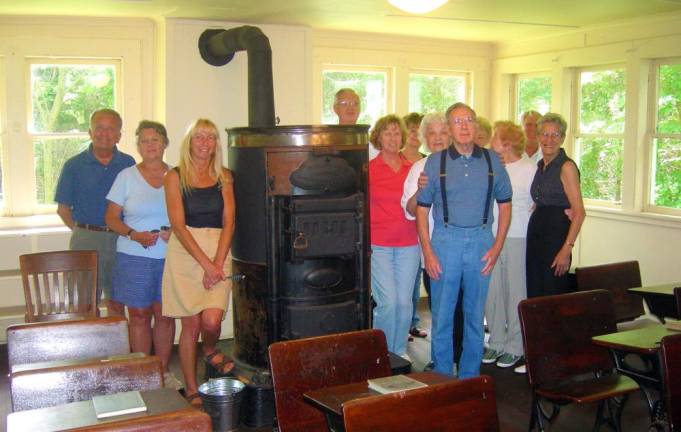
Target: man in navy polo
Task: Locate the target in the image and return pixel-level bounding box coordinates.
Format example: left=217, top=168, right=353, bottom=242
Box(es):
left=55, top=109, right=136, bottom=316
left=416, top=102, right=512, bottom=378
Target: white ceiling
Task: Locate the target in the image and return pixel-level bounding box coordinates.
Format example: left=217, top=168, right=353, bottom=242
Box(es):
left=3, top=0, right=681, bottom=42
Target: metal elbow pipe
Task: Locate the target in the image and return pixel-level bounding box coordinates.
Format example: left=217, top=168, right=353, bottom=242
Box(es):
left=198, top=25, right=275, bottom=128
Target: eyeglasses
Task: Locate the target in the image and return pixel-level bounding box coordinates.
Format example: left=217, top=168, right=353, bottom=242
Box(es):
left=336, top=100, right=359, bottom=107
left=540, top=132, right=563, bottom=139
left=192, top=133, right=217, bottom=142
left=451, top=117, right=475, bottom=128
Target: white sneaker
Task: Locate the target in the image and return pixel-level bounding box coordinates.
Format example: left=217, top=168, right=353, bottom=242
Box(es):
left=514, top=364, right=526, bottom=374
left=163, top=372, right=184, bottom=390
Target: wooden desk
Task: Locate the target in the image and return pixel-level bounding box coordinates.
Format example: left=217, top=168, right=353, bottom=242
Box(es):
left=303, top=371, right=456, bottom=432
left=629, top=283, right=681, bottom=323
left=6, top=388, right=209, bottom=432
left=592, top=324, right=679, bottom=421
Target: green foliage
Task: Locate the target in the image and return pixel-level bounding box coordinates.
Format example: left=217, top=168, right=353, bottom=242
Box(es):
left=322, top=71, right=386, bottom=126
left=653, top=64, right=681, bottom=209
left=517, top=76, right=551, bottom=121
left=579, top=69, right=626, bottom=134
left=32, top=65, right=115, bottom=133
left=578, top=137, right=623, bottom=203
left=652, top=138, right=681, bottom=209
left=578, top=69, right=626, bottom=202
left=30, top=64, right=116, bottom=204
left=409, top=74, right=465, bottom=114
left=657, top=64, right=681, bottom=134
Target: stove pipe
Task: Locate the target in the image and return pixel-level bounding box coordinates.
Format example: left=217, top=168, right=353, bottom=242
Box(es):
left=198, top=26, right=275, bottom=128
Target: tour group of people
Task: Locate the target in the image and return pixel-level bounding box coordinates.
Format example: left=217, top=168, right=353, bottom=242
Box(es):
left=55, top=110, right=235, bottom=406
left=335, top=88, right=585, bottom=377
left=54, top=90, right=585, bottom=412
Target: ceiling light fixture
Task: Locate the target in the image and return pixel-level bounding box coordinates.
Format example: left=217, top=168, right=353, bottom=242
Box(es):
left=388, top=0, right=448, bottom=14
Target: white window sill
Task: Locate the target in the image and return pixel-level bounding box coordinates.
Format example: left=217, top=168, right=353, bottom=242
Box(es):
left=0, top=214, right=70, bottom=236
left=585, top=206, right=681, bottom=229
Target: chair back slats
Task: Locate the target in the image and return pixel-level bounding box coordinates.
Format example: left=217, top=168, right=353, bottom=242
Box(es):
left=343, top=376, right=499, bottom=432
left=661, top=332, right=681, bottom=432
left=575, top=260, right=643, bottom=322
left=20, top=250, right=98, bottom=322
left=268, top=329, right=392, bottom=432
left=518, top=290, right=618, bottom=388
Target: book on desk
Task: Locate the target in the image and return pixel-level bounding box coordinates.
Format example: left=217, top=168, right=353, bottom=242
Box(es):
left=92, top=390, right=147, bottom=419
left=367, top=375, right=428, bottom=394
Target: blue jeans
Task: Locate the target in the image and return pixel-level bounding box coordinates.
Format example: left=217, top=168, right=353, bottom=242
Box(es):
left=371, top=244, right=421, bottom=355
left=430, top=226, right=493, bottom=378
left=410, top=266, right=423, bottom=328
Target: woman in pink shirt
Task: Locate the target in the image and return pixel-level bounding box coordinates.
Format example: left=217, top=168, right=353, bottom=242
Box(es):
left=369, top=114, right=421, bottom=358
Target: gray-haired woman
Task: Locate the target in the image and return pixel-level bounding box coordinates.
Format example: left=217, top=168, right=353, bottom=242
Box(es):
left=526, top=113, right=585, bottom=298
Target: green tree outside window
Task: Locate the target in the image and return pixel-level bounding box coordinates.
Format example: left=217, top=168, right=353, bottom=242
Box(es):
left=30, top=64, right=116, bottom=205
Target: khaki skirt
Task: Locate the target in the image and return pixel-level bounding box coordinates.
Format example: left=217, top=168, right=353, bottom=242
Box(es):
left=162, top=227, right=231, bottom=317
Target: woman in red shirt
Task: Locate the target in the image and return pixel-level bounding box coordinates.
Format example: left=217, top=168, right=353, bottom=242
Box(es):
left=369, top=114, right=421, bottom=358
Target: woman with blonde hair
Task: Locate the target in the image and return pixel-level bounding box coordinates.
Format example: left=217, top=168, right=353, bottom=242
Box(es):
left=162, top=118, right=236, bottom=405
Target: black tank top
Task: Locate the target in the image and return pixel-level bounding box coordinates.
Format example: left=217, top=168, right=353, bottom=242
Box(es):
left=530, top=148, right=578, bottom=209
left=175, top=167, right=224, bottom=228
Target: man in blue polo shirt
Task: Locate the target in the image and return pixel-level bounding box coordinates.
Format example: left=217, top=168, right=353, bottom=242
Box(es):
left=416, top=102, right=512, bottom=378
left=55, top=109, right=136, bottom=316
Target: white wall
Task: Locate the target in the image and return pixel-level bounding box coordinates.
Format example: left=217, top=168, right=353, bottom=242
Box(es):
left=492, top=12, right=681, bottom=285
left=163, top=19, right=311, bottom=165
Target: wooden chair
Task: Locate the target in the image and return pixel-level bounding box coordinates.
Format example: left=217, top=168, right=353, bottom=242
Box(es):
left=7, top=316, right=130, bottom=371
left=518, top=290, right=639, bottom=431
left=343, top=375, right=499, bottom=432
left=575, top=260, right=655, bottom=328
left=20, top=250, right=99, bottom=322
left=656, top=333, right=681, bottom=432
left=11, top=355, right=164, bottom=411
left=268, top=329, right=392, bottom=432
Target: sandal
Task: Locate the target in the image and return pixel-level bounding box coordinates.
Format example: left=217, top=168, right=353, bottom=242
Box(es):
left=204, top=349, right=235, bottom=375
left=409, top=327, right=428, bottom=338
left=186, top=392, right=203, bottom=409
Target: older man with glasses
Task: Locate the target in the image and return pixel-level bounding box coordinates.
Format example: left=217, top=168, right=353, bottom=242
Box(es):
left=415, top=102, right=512, bottom=378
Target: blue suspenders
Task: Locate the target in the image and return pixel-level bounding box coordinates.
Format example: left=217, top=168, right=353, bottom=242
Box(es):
left=439, top=148, right=494, bottom=228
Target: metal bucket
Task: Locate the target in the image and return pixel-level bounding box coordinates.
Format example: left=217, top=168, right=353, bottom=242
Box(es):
left=198, top=377, right=246, bottom=432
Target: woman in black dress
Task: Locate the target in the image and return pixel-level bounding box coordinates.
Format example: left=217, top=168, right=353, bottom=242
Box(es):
left=526, top=113, right=585, bottom=298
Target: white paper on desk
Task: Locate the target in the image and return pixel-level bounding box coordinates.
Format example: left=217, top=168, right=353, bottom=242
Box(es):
left=92, top=390, right=147, bottom=419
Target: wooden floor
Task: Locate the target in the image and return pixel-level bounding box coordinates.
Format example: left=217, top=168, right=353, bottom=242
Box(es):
left=0, top=301, right=652, bottom=431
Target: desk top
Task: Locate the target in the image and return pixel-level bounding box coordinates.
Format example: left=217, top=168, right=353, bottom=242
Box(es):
left=629, top=283, right=680, bottom=296
left=592, top=324, right=679, bottom=354
left=303, top=371, right=456, bottom=418
left=7, top=388, right=189, bottom=432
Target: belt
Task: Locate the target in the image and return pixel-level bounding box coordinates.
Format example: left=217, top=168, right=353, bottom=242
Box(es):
left=75, top=222, right=112, bottom=232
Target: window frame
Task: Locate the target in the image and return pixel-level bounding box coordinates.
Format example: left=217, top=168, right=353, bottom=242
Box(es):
left=572, top=63, right=627, bottom=209
left=407, top=68, right=470, bottom=113
left=320, top=64, right=393, bottom=127
left=644, top=58, right=681, bottom=217
left=26, top=58, right=121, bottom=213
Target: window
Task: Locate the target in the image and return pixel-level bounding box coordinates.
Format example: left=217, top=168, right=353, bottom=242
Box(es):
left=649, top=61, right=681, bottom=212
left=321, top=68, right=389, bottom=127
left=574, top=66, right=626, bottom=204
left=29, top=61, right=119, bottom=208
left=516, top=74, right=552, bottom=121
left=408, top=71, right=467, bottom=114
